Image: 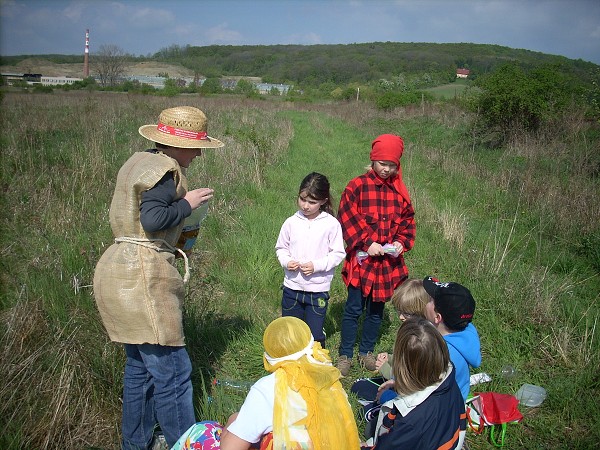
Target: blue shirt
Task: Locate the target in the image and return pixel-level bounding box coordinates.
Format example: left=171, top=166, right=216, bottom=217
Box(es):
left=444, top=323, right=482, bottom=401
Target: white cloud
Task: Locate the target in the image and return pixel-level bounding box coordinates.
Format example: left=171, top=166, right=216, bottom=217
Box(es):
left=0, top=0, right=21, bottom=18
left=129, top=7, right=176, bottom=27
left=204, top=23, right=244, bottom=44
left=62, top=2, right=84, bottom=21
left=285, top=32, right=322, bottom=45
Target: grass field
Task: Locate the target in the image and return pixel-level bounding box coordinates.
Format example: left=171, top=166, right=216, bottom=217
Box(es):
left=425, top=79, right=476, bottom=99
left=0, top=91, right=598, bottom=449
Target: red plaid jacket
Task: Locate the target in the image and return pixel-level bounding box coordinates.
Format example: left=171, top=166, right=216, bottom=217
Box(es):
left=338, top=170, right=416, bottom=302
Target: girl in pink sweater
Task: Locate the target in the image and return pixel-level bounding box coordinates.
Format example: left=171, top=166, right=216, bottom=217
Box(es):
left=275, top=172, right=346, bottom=347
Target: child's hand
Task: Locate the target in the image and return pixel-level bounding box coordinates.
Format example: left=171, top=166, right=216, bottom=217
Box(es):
left=300, top=261, right=314, bottom=275
left=287, top=260, right=300, bottom=271
left=375, top=352, right=388, bottom=370
left=392, top=241, right=404, bottom=254
left=367, top=242, right=385, bottom=256
left=376, top=379, right=395, bottom=402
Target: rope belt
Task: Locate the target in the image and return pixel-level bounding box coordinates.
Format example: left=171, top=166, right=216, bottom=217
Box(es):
left=115, top=236, right=190, bottom=284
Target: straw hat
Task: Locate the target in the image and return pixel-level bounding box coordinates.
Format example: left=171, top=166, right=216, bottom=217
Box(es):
left=138, top=106, right=224, bottom=149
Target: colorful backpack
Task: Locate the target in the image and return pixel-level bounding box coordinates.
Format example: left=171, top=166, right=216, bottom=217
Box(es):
left=171, top=421, right=222, bottom=450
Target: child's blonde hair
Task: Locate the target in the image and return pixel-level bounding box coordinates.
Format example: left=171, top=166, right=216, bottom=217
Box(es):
left=391, top=278, right=431, bottom=319
left=392, top=318, right=449, bottom=396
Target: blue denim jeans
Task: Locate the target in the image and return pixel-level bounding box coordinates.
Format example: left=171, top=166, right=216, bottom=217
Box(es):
left=339, top=285, right=385, bottom=358
left=281, top=286, right=329, bottom=345
left=122, top=344, right=195, bottom=450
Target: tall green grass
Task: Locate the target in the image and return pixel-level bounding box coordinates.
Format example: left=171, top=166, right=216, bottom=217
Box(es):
left=424, top=79, right=475, bottom=100
left=1, top=91, right=598, bottom=449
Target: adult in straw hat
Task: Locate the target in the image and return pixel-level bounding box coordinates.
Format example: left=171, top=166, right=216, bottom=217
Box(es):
left=93, top=106, right=223, bottom=449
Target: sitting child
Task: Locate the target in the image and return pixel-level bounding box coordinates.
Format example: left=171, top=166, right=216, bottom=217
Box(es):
left=375, top=278, right=430, bottom=380
left=354, top=276, right=481, bottom=403
left=362, top=318, right=466, bottom=449
left=422, top=276, right=482, bottom=402
left=173, top=316, right=361, bottom=450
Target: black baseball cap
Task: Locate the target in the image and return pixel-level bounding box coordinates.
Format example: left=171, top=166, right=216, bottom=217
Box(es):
left=423, top=276, right=475, bottom=330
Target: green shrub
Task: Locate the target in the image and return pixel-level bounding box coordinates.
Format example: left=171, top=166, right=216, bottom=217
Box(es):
left=234, top=79, right=258, bottom=97
left=33, top=84, right=53, bottom=93
left=375, top=90, right=433, bottom=110
left=473, top=63, right=576, bottom=133
left=161, top=78, right=180, bottom=96
left=200, top=77, right=223, bottom=94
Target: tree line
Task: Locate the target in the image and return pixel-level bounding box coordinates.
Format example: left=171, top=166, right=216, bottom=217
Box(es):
left=3, top=41, right=597, bottom=88
left=153, top=42, right=598, bottom=87
left=2, top=42, right=598, bottom=131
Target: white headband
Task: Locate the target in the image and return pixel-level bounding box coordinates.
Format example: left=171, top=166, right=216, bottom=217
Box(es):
left=264, top=336, right=329, bottom=366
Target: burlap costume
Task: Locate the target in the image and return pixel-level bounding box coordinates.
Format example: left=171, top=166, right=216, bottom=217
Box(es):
left=94, top=151, right=188, bottom=346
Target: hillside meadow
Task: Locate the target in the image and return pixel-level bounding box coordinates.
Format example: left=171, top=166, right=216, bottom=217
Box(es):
left=0, top=90, right=598, bottom=449
left=425, top=79, right=475, bottom=99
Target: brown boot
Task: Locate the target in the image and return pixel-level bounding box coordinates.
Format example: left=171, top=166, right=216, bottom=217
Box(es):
left=336, top=355, right=353, bottom=377
left=359, top=352, right=378, bottom=372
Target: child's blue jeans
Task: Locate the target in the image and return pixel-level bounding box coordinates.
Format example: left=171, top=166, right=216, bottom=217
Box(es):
left=339, top=285, right=385, bottom=358
left=281, top=286, right=329, bottom=345
left=122, top=343, right=195, bottom=449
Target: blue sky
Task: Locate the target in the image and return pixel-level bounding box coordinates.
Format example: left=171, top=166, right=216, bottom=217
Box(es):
left=1, top=0, right=599, bottom=64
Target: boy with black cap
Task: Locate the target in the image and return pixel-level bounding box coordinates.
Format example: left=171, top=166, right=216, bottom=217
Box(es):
left=352, top=276, right=481, bottom=404
left=423, top=276, right=482, bottom=401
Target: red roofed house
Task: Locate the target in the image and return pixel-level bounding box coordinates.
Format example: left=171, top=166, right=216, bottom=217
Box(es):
left=456, top=68, right=470, bottom=79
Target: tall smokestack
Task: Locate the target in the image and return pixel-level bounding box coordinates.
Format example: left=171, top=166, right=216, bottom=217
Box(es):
left=83, top=29, right=89, bottom=78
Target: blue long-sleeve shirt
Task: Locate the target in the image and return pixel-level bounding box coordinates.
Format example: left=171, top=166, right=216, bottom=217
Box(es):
left=444, top=323, right=482, bottom=401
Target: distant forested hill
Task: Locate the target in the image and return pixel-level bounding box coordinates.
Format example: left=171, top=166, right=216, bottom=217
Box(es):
left=154, top=42, right=600, bottom=86
left=2, top=42, right=597, bottom=87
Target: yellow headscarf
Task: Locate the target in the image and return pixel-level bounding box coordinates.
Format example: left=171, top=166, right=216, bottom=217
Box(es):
left=263, top=317, right=360, bottom=450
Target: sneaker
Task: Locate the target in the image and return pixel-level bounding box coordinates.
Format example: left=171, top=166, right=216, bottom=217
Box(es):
left=359, top=352, right=378, bottom=372
left=336, top=355, right=353, bottom=377
left=151, top=434, right=168, bottom=450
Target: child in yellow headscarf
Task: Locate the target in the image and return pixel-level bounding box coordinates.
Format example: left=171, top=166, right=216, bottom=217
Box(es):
left=220, top=316, right=361, bottom=450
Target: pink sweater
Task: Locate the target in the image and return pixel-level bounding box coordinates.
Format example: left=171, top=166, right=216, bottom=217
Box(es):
left=275, top=211, right=346, bottom=292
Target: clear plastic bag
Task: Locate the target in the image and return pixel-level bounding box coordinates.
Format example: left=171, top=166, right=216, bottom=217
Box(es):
left=356, top=243, right=401, bottom=265
left=176, top=201, right=209, bottom=251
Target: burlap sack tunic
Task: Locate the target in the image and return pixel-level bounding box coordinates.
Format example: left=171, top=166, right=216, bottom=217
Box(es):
left=94, top=151, right=188, bottom=346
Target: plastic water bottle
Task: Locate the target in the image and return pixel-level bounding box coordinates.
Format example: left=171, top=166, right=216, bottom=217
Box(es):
left=212, top=379, right=253, bottom=390
left=357, top=244, right=400, bottom=265
left=176, top=201, right=209, bottom=251
left=501, top=365, right=517, bottom=379
left=356, top=251, right=369, bottom=265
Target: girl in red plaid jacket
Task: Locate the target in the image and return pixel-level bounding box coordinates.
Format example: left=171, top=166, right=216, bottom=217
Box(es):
left=336, top=134, right=416, bottom=377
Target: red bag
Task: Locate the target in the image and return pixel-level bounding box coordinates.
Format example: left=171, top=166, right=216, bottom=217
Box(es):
left=467, top=392, right=523, bottom=447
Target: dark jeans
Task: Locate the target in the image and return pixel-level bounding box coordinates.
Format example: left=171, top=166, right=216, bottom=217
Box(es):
left=281, top=286, right=329, bottom=345
left=339, top=285, right=385, bottom=358
left=122, top=344, right=195, bottom=449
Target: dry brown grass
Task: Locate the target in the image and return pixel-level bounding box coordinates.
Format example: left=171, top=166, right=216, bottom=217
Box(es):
left=0, top=58, right=195, bottom=78
left=0, top=297, right=120, bottom=448
left=499, top=113, right=600, bottom=235
left=439, top=206, right=469, bottom=250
